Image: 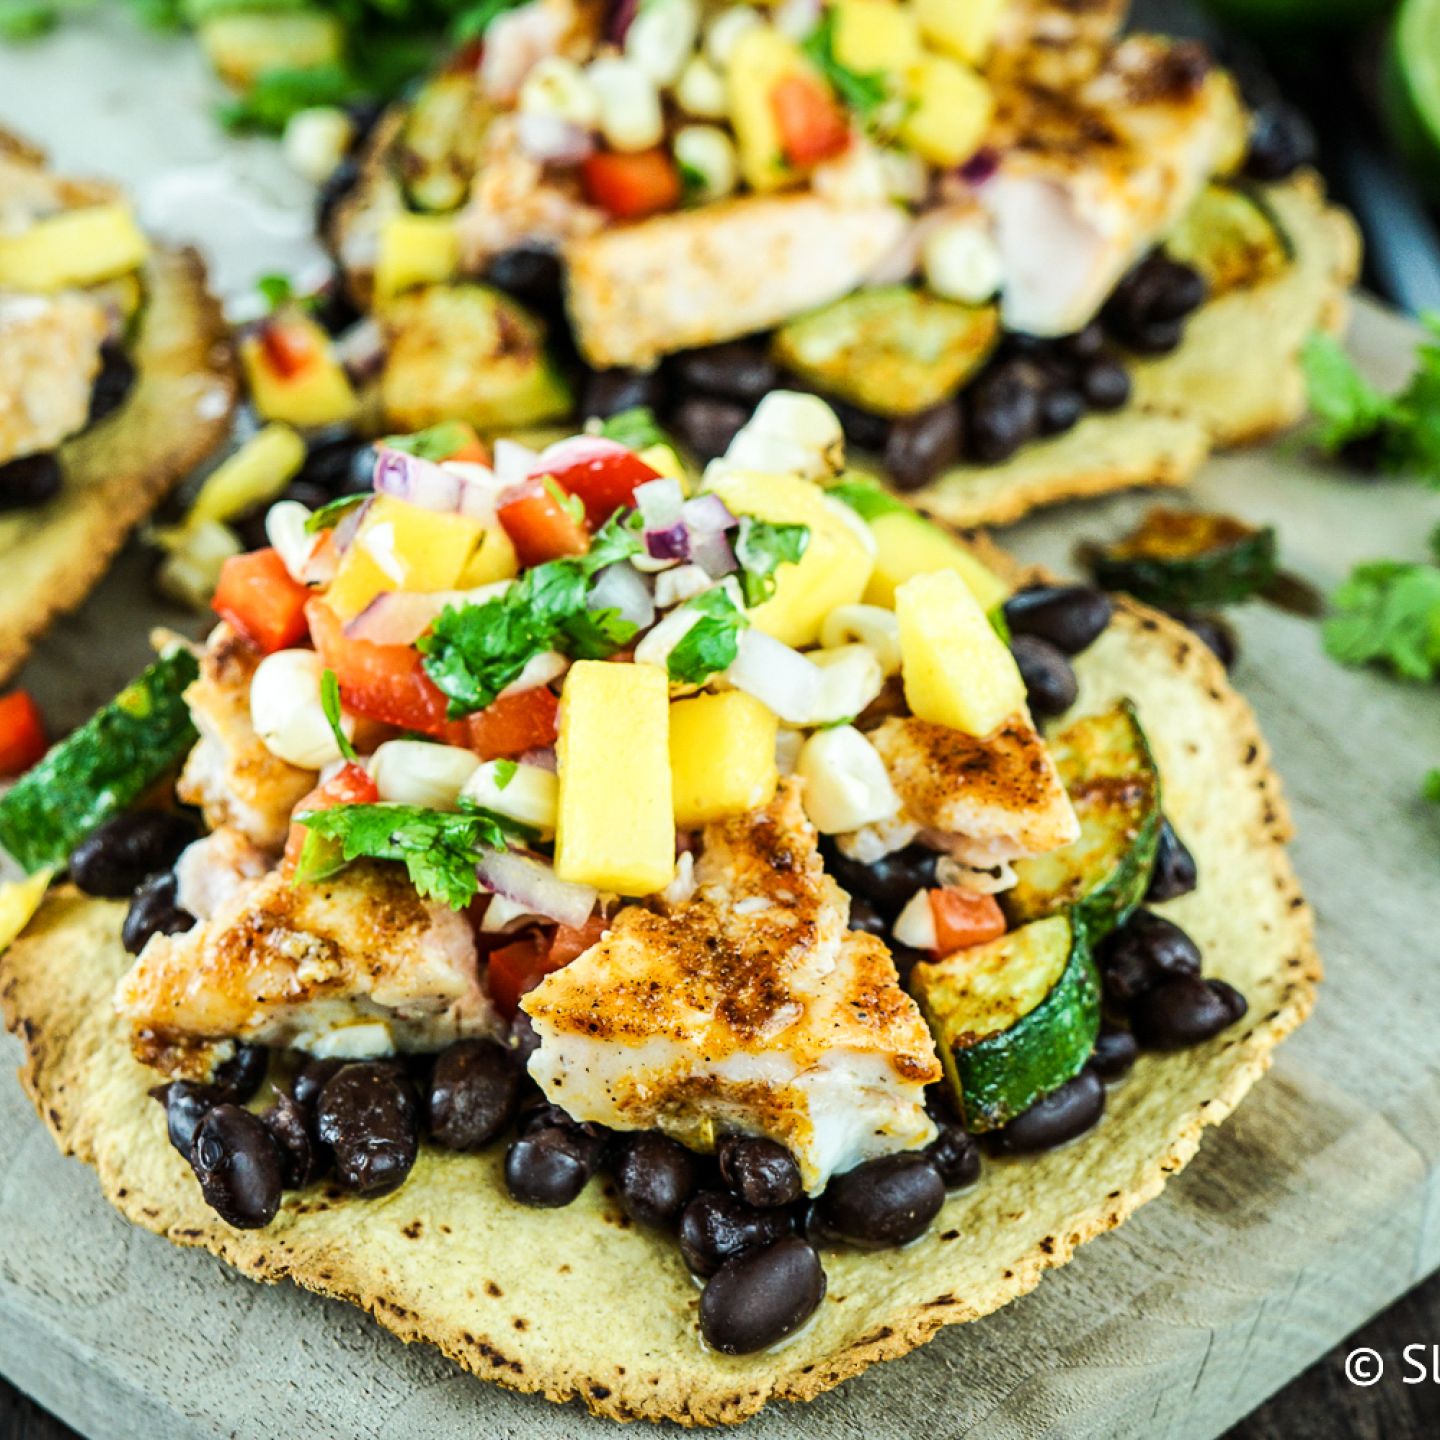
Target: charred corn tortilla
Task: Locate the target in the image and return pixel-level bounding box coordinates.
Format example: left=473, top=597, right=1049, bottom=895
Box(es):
left=0, top=246, right=238, bottom=684
left=0, top=581, right=1318, bottom=1425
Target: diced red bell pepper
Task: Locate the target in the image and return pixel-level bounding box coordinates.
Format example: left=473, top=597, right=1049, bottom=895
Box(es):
left=529, top=437, right=661, bottom=528
left=487, top=914, right=607, bottom=1018
left=465, top=686, right=560, bottom=760
left=282, top=761, right=379, bottom=873
left=929, top=889, right=1006, bottom=955
left=581, top=148, right=682, bottom=220
left=307, top=598, right=464, bottom=741
left=497, top=481, right=591, bottom=567
left=259, top=314, right=321, bottom=381
left=0, top=690, right=46, bottom=777
left=213, top=548, right=312, bottom=654
left=771, top=74, right=850, bottom=167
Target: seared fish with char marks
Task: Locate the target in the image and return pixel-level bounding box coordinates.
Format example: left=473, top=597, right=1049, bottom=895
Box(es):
left=523, top=781, right=941, bottom=1193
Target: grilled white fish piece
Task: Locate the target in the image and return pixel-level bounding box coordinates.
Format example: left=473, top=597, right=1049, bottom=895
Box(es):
left=0, top=291, right=107, bottom=464
left=981, top=36, right=1242, bottom=336
left=523, top=781, right=941, bottom=1192
left=846, top=715, right=1079, bottom=870
left=116, top=859, right=499, bottom=1078
left=173, top=826, right=271, bottom=922
left=562, top=194, right=910, bottom=370
left=176, top=625, right=318, bottom=854
left=989, top=0, right=1128, bottom=90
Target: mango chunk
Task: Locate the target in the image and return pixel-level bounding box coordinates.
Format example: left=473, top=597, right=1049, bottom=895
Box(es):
left=727, top=26, right=813, bottom=193
left=326, top=494, right=485, bottom=620
left=864, top=508, right=1008, bottom=612
left=835, top=0, right=921, bottom=71
left=457, top=523, right=521, bottom=587
left=375, top=213, right=460, bottom=301
left=705, top=471, right=874, bottom=647
left=914, top=0, right=1007, bottom=64
left=0, top=203, right=148, bottom=291
left=241, top=313, right=358, bottom=429
left=556, top=661, right=675, bottom=895
left=670, top=692, right=779, bottom=826
left=901, top=55, right=993, bottom=168
left=896, top=569, right=1026, bottom=736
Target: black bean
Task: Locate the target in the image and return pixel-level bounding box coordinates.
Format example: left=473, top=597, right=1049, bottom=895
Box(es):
left=672, top=341, right=779, bottom=404
left=925, top=1083, right=959, bottom=1124
left=1090, top=1024, right=1139, bottom=1081
left=190, top=1104, right=284, bottom=1228
left=1146, top=817, right=1198, bottom=902
left=1038, top=386, right=1085, bottom=437
left=338, top=442, right=381, bottom=496
left=70, top=811, right=199, bottom=898
left=1010, top=634, right=1078, bottom=717
left=581, top=367, right=667, bottom=420
left=88, top=341, right=137, bottom=424
left=612, top=1132, right=698, bottom=1226
left=1125, top=317, right=1185, bottom=355
left=315, top=1063, right=420, bottom=1197
left=718, top=1135, right=803, bottom=1209
left=150, top=1080, right=223, bottom=1160
left=505, top=1125, right=602, bottom=1207
left=993, top=1070, right=1105, bottom=1154
left=213, top=1043, right=268, bottom=1103
left=261, top=1091, right=326, bottom=1188
left=810, top=1153, right=945, bottom=1249
left=926, top=1121, right=981, bottom=1190
left=1003, top=584, right=1113, bottom=655
left=829, top=396, right=892, bottom=452
left=0, top=452, right=63, bottom=512
left=700, top=1236, right=826, bottom=1354
left=1244, top=102, right=1316, bottom=182
left=821, top=841, right=938, bottom=918
left=1099, top=909, right=1202, bottom=1005
left=1210, top=978, right=1249, bottom=1023
left=121, top=871, right=196, bottom=955
left=1131, top=974, right=1244, bottom=1050
left=965, top=367, right=1041, bottom=464
left=426, top=1038, right=518, bottom=1150
left=515, top=1098, right=609, bottom=1144
left=482, top=246, right=565, bottom=315
left=293, top=1056, right=345, bottom=1112
left=847, top=896, right=889, bottom=938
left=299, top=435, right=369, bottom=494
left=1105, top=255, right=1206, bottom=345
left=1167, top=609, right=1239, bottom=670
left=1060, top=323, right=1105, bottom=361
left=315, top=154, right=361, bottom=235
left=509, top=1008, right=542, bottom=1064
left=883, top=401, right=962, bottom=491
left=672, top=395, right=749, bottom=462
left=678, top=1190, right=794, bottom=1277
left=1079, top=357, right=1131, bottom=411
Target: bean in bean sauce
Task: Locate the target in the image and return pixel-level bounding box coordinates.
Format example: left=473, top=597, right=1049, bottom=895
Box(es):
left=315, top=1063, right=420, bottom=1196
left=1146, top=817, right=1199, bottom=902
left=847, top=896, right=889, bottom=938
left=1131, top=975, right=1246, bottom=1050
left=0, top=452, right=63, bottom=512
left=718, top=1135, right=803, bottom=1209
left=1010, top=634, right=1079, bottom=717
left=581, top=367, right=666, bottom=420
left=883, top=401, right=962, bottom=492
left=150, top=1080, right=223, bottom=1160
left=820, top=841, right=938, bottom=919
left=678, top=1190, right=794, bottom=1277
left=121, top=871, right=195, bottom=955
left=1060, top=322, right=1106, bottom=361
left=426, top=1038, right=519, bottom=1150
left=505, top=1125, right=603, bottom=1208
left=293, top=1056, right=345, bottom=1112
left=699, top=1236, right=826, bottom=1354
left=1089, top=1025, right=1139, bottom=1081
left=88, top=342, right=137, bottom=424
left=190, top=1104, right=284, bottom=1229
left=992, top=1070, right=1105, bottom=1154
left=70, top=810, right=199, bottom=899
left=672, top=395, right=749, bottom=461
left=965, top=366, right=1041, bottom=464
left=1099, top=909, right=1202, bottom=1006
left=1079, top=356, right=1131, bottom=411
left=672, top=341, right=779, bottom=404
left=213, top=1042, right=269, bottom=1103
left=1003, top=584, right=1113, bottom=656
left=926, top=1121, right=981, bottom=1190
left=809, top=1153, right=945, bottom=1249
left=828, top=396, right=892, bottom=453
left=481, top=247, right=565, bottom=316
left=261, top=1091, right=326, bottom=1188
left=612, top=1132, right=699, bottom=1226
left=1037, top=386, right=1085, bottom=437
left=299, top=435, right=372, bottom=494
left=509, top=1008, right=542, bottom=1064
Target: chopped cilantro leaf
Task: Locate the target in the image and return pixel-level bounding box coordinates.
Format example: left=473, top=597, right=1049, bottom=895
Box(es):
left=542, top=474, right=587, bottom=525
left=256, top=274, right=294, bottom=311
left=1425, top=769, right=1440, bottom=804
left=452, top=0, right=526, bottom=41
left=801, top=11, right=890, bottom=121
left=667, top=587, right=748, bottom=684
left=492, top=758, right=518, bottom=790
left=735, top=518, right=810, bottom=607
left=1323, top=560, right=1440, bottom=682
left=382, top=422, right=477, bottom=463
left=599, top=407, right=669, bottom=452
left=294, top=803, right=517, bottom=910
left=319, top=669, right=358, bottom=763
left=305, top=493, right=368, bottom=534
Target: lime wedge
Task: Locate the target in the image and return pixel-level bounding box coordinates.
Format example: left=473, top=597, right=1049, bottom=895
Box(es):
left=1381, top=0, right=1440, bottom=200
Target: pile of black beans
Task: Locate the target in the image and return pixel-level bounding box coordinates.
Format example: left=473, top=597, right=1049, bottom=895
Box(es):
left=1003, top=581, right=1115, bottom=719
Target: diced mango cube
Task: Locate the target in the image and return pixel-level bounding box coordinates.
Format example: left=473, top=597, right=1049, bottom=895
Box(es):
left=241, top=314, right=359, bottom=429
left=896, top=569, right=1025, bottom=736
left=669, top=692, right=779, bottom=826
left=901, top=55, right=993, bottom=167
left=0, top=202, right=148, bottom=291
left=727, top=26, right=811, bottom=193
left=555, top=661, right=675, bottom=895
left=835, top=0, right=921, bottom=73
left=914, top=0, right=1007, bottom=64
left=325, top=494, right=485, bottom=620
left=375, top=213, right=460, bottom=301
left=456, top=524, right=521, bottom=587
left=189, top=423, right=306, bottom=530
left=863, top=508, right=1009, bottom=612
left=705, top=471, right=874, bottom=647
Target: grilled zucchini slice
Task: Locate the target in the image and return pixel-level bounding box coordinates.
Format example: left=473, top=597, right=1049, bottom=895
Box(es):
left=771, top=286, right=999, bottom=417
left=911, top=914, right=1099, bottom=1132
left=1091, top=506, right=1278, bottom=608
left=0, top=647, right=199, bottom=875
left=1165, top=181, right=1293, bottom=297
left=393, top=69, right=494, bottom=215
left=1004, top=702, right=1161, bottom=941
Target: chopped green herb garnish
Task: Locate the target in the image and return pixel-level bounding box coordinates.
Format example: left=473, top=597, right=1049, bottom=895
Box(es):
left=542, top=474, right=587, bottom=525
left=599, top=406, right=670, bottom=453
left=382, top=421, right=477, bottom=463
left=1424, top=769, right=1440, bottom=804
left=667, top=587, right=749, bottom=685
left=305, top=493, right=368, bottom=533
left=218, top=63, right=360, bottom=134
left=1323, top=559, right=1440, bottom=682
left=801, top=10, right=891, bottom=121
left=735, top=518, right=810, bottom=607
left=320, top=668, right=358, bottom=763
left=0, top=1, right=58, bottom=43
left=492, top=758, right=518, bottom=790
left=451, top=0, right=526, bottom=41
left=825, top=474, right=909, bottom=521
left=256, top=273, right=294, bottom=311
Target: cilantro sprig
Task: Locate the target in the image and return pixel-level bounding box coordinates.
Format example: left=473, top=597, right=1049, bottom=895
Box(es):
left=801, top=10, right=891, bottom=122
left=305, top=493, right=368, bottom=534
left=382, top=421, right=478, bottom=462
left=319, top=669, right=358, bottom=762
left=1324, top=559, right=1440, bottom=682
left=734, top=518, right=810, bottom=607
left=668, top=587, right=749, bottom=685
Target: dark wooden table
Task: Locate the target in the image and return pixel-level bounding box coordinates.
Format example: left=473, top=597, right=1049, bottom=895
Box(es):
left=5, top=1269, right=1440, bottom=1440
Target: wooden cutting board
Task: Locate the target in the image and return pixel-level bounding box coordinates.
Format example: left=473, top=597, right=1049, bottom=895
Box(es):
left=3, top=15, right=1440, bottom=1439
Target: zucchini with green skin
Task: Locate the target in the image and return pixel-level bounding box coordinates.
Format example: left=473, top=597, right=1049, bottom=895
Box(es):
left=1165, top=182, right=1293, bottom=297
left=0, top=647, right=199, bottom=875
left=911, top=914, right=1099, bottom=1132
left=771, top=287, right=1000, bottom=417
left=1004, top=702, right=1162, bottom=941
left=1091, top=506, right=1278, bottom=608
left=393, top=70, right=493, bottom=215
